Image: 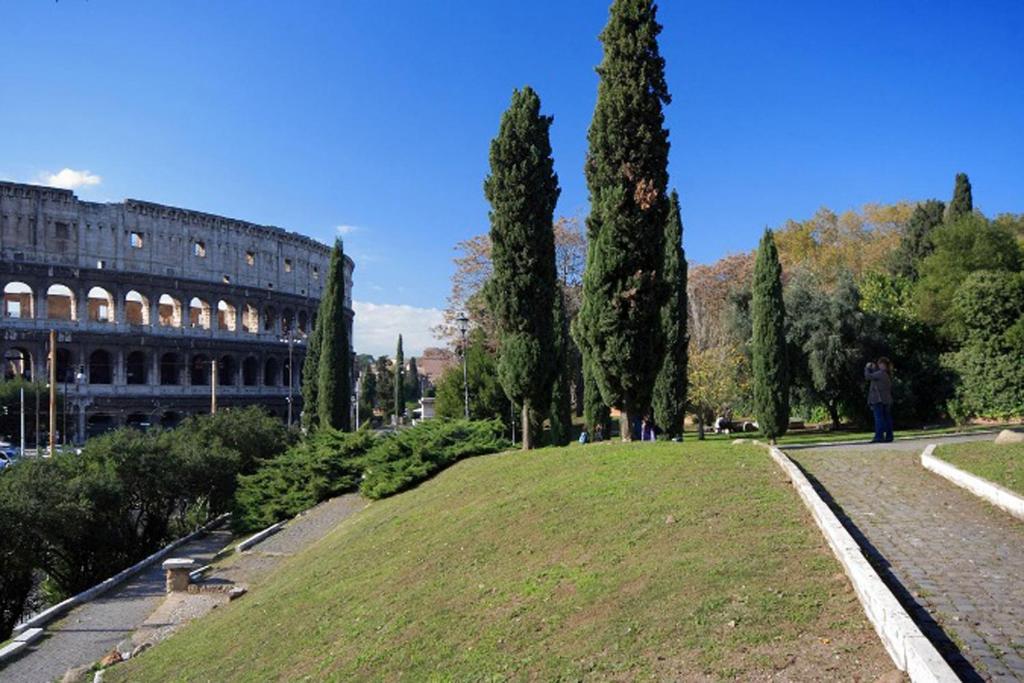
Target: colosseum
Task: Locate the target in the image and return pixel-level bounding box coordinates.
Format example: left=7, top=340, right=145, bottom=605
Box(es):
left=0, top=180, right=354, bottom=443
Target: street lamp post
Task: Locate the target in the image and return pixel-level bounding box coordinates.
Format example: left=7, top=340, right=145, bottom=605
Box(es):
left=456, top=314, right=470, bottom=419
left=280, top=330, right=304, bottom=428
left=74, top=365, right=84, bottom=445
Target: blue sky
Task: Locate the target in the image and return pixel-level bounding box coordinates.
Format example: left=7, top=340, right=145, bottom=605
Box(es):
left=2, top=1, right=1022, bottom=355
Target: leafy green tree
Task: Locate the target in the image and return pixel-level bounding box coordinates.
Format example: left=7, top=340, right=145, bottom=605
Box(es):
left=300, top=305, right=323, bottom=430
left=914, top=214, right=1023, bottom=335
left=406, top=357, right=421, bottom=402
left=358, top=364, right=377, bottom=426
left=577, top=0, right=671, bottom=440
left=751, top=229, right=789, bottom=442
left=946, top=172, right=973, bottom=221
left=891, top=199, right=945, bottom=280
left=652, top=190, right=688, bottom=437
left=483, top=87, right=560, bottom=449
left=375, top=356, right=394, bottom=419
left=435, top=330, right=511, bottom=433
left=0, top=488, right=35, bottom=640
left=394, top=335, right=405, bottom=420
left=316, top=240, right=352, bottom=431
left=548, top=290, right=573, bottom=446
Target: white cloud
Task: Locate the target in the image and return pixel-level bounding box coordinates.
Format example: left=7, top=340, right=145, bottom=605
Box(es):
left=39, top=168, right=103, bottom=190
left=336, top=224, right=363, bottom=236
left=353, top=301, right=444, bottom=357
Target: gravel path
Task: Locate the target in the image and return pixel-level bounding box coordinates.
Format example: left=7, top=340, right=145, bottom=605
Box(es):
left=789, top=434, right=1024, bottom=682
left=1, top=529, right=233, bottom=683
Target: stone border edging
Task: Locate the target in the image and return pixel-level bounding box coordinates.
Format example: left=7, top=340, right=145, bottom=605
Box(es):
left=8, top=513, right=231, bottom=641
left=767, top=445, right=958, bottom=682
left=236, top=521, right=285, bottom=552
left=780, top=428, right=1001, bottom=450
left=921, top=444, right=1024, bottom=521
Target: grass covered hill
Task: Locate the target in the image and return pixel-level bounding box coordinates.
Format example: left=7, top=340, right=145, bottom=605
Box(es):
left=111, top=441, right=894, bottom=681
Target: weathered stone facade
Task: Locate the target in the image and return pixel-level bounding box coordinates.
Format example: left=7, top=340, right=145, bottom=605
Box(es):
left=0, top=180, right=354, bottom=441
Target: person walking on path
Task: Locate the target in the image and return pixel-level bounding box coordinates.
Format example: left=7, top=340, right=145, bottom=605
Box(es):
left=865, top=357, right=894, bottom=443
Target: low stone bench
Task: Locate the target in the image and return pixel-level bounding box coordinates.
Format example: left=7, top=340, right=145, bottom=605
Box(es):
left=162, top=558, right=196, bottom=593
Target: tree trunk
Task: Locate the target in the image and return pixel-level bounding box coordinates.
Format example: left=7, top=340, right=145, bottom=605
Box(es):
left=827, top=402, right=840, bottom=431
left=620, top=411, right=633, bottom=442
left=521, top=401, right=532, bottom=450
left=697, top=416, right=705, bottom=441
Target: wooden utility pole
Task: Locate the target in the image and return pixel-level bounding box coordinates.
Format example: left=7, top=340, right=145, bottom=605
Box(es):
left=48, top=329, right=57, bottom=454
left=210, top=358, right=218, bottom=414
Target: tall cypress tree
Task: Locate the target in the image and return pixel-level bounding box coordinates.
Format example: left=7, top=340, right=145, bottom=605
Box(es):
left=751, top=229, right=789, bottom=443
left=892, top=199, right=945, bottom=280
left=652, top=190, right=688, bottom=438
left=548, top=289, right=573, bottom=446
left=300, top=307, right=323, bottom=430
left=483, top=86, right=560, bottom=450
left=316, top=240, right=352, bottom=431
left=577, top=0, right=671, bottom=440
left=393, top=335, right=405, bottom=420
left=405, top=356, right=421, bottom=402
left=947, top=172, right=973, bottom=221
left=582, top=356, right=612, bottom=438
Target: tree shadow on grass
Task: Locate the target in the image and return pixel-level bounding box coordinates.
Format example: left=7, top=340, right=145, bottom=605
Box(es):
left=792, top=461, right=984, bottom=682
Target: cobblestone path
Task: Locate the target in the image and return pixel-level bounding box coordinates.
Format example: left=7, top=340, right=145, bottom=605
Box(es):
left=790, top=435, right=1024, bottom=682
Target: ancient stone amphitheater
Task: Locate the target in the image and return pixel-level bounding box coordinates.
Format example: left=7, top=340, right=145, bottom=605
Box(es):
left=0, top=180, right=353, bottom=442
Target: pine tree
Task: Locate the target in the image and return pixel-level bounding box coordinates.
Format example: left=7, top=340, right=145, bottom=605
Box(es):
left=577, top=0, right=671, bottom=440
left=947, top=172, right=973, bottom=221
left=751, top=229, right=789, bottom=443
left=582, top=356, right=611, bottom=439
left=652, top=190, right=688, bottom=438
left=299, top=307, right=323, bottom=430
left=393, top=335, right=405, bottom=420
left=483, top=86, right=560, bottom=450
left=892, top=199, right=945, bottom=280
left=548, top=289, right=573, bottom=446
left=405, top=357, right=421, bottom=402
left=358, top=364, right=376, bottom=425
left=375, top=355, right=393, bottom=418
left=316, top=240, right=351, bottom=431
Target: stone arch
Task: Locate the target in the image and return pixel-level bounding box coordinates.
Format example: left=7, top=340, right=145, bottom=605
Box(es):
left=160, top=352, right=182, bottom=385
left=263, top=306, right=277, bottom=333
left=191, top=354, right=211, bottom=386
left=3, top=347, right=32, bottom=380
left=217, top=300, right=237, bottom=332
left=126, top=413, right=151, bottom=430
left=242, top=356, right=259, bottom=386
left=3, top=281, right=34, bottom=319
left=89, top=349, right=113, bottom=384
left=189, top=297, right=212, bottom=330
left=264, top=357, right=279, bottom=387
left=242, top=303, right=259, bottom=334
left=281, top=308, right=295, bottom=334
left=55, top=348, right=75, bottom=383
left=158, top=294, right=183, bottom=327
left=86, top=413, right=115, bottom=438
left=124, top=290, right=150, bottom=326
left=298, top=310, right=309, bottom=334
left=46, top=284, right=76, bottom=321
left=87, top=286, right=115, bottom=323
left=218, top=355, right=237, bottom=387
left=126, top=350, right=148, bottom=385
left=160, top=411, right=182, bottom=429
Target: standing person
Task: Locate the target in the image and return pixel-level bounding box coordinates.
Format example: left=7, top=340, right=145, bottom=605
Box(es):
left=594, top=422, right=604, bottom=442
left=865, top=358, right=894, bottom=443
left=641, top=416, right=656, bottom=442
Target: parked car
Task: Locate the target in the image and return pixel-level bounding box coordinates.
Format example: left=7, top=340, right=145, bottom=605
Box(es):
left=0, top=442, right=17, bottom=470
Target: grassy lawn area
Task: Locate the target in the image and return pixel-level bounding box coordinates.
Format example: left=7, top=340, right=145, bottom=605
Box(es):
left=109, top=441, right=894, bottom=681
left=768, top=423, right=1014, bottom=447
left=935, top=440, right=1024, bottom=497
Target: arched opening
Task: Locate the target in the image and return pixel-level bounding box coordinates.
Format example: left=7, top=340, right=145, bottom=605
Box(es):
left=160, top=411, right=182, bottom=429
left=126, top=413, right=151, bottom=430
left=124, top=290, right=149, bottom=326
left=297, top=310, right=309, bottom=334
left=86, top=413, right=115, bottom=438
left=189, top=298, right=211, bottom=329
left=242, top=303, right=259, bottom=334
left=281, top=308, right=294, bottom=334
left=283, top=357, right=293, bottom=388
left=3, top=348, right=31, bottom=380
left=218, top=355, right=237, bottom=387
left=47, top=284, right=76, bottom=321
left=158, top=294, right=183, bottom=327
left=263, top=306, right=277, bottom=333
left=242, top=356, right=259, bottom=386
left=87, top=286, right=114, bottom=323
left=191, top=354, right=211, bottom=386
left=89, top=349, right=113, bottom=384
left=160, top=352, right=181, bottom=385
left=126, top=350, right=148, bottom=385
left=3, top=282, right=34, bottom=319
left=264, top=357, right=279, bottom=387
left=217, top=300, right=237, bottom=332
left=55, top=348, right=74, bottom=383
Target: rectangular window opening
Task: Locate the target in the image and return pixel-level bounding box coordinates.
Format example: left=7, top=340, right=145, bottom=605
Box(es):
left=130, top=231, right=144, bottom=248
left=194, top=241, right=206, bottom=258
left=284, top=258, right=293, bottom=273
left=245, top=251, right=255, bottom=266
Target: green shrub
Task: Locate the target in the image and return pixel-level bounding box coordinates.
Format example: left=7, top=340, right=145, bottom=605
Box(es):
left=360, top=419, right=509, bottom=499
left=233, top=429, right=375, bottom=532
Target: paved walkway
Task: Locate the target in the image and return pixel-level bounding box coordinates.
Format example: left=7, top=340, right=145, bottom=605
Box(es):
left=789, top=435, right=1024, bottom=682
left=2, top=529, right=233, bottom=683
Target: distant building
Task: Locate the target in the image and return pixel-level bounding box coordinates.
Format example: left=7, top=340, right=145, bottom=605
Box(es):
left=417, top=347, right=456, bottom=385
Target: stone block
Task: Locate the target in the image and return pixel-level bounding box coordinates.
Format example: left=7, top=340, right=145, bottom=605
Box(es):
left=994, top=429, right=1024, bottom=445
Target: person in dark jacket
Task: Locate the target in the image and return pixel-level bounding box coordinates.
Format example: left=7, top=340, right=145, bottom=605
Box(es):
left=865, top=357, right=894, bottom=443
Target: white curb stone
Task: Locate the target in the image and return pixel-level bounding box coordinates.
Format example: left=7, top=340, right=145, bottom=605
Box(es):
left=768, top=445, right=958, bottom=682
left=236, top=521, right=286, bottom=553
left=13, top=627, right=44, bottom=645
left=921, top=444, right=1024, bottom=521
